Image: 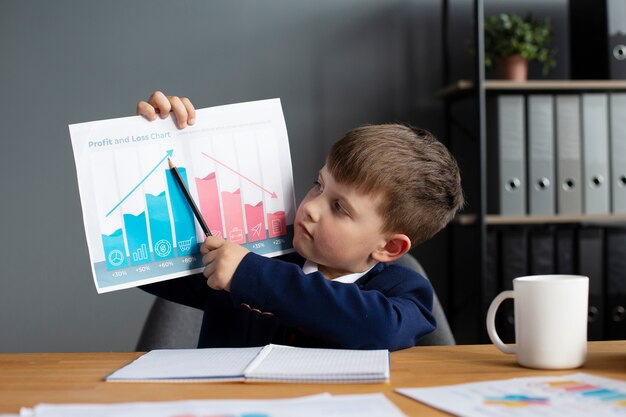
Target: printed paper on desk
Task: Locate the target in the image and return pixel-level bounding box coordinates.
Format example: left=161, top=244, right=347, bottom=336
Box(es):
left=21, top=393, right=407, bottom=417
left=69, top=99, right=296, bottom=293
left=397, top=372, right=626, bottom=417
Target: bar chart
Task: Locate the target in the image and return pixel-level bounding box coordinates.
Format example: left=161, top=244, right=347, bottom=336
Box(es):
left=70, top=99, right=296, bottom=293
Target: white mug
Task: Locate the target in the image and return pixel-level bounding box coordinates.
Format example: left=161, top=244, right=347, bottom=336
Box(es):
left=486, top=275, right=589, bottom=370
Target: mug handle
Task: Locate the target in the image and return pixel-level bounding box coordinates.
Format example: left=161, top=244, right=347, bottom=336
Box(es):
left=486, top=290, right=516, bottom=354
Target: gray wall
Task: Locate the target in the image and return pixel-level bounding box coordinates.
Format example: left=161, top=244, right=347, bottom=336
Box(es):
left=0, top=0, right=572, bottom=352
left=0, top=0, right=446, bottom=352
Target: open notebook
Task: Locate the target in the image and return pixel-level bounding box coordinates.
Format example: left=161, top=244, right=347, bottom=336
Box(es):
left=107, top=344, right=390, bottom=383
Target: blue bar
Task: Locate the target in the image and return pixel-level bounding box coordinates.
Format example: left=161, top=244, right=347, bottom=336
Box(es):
left=146, top=191, right=175, bottom=260
left=597, top=392, right=626, bottom=402
left=124, top=212, right=152, bottom=265
left=101, top=228, right=128, bottom=270
left=165, top=167, right=198, bottom=256
left=581, top=388, right=621, bottom=398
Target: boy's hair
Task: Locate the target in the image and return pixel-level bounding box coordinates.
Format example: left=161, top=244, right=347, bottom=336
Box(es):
left=326, top=124, right=464, bottom=246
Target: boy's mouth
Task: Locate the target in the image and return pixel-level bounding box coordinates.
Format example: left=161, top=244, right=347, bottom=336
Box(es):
left=297, top=222, right=313, bottom=240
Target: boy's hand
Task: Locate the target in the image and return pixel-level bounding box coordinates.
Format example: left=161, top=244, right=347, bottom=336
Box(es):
left=200, top=236, right=250, bottom=291
left=136, top=91, right=196, bottom=129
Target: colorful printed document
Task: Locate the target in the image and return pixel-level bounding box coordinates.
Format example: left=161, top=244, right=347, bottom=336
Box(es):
left=69, top=99, right=296, bottom=293
left=397, top=372, right=626, bottom=417
left=19, top=394, right=407, bottom=417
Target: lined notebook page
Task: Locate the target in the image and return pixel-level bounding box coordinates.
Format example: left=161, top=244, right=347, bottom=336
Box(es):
left=107, top=347, right=263, bottom=382
left=244, top=344, right=389, bottom=383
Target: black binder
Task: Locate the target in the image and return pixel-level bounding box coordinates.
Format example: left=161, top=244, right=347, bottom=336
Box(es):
left=529, top=225, right=556, bottom=275
left=449, top=225, right=482, bottom=343
left=556, top=226, right=577, bottom=274
left=498, top=226, right=529, bottom=343
left=577, top=227, right=605, bottom=341
left=606, top=228, right=626, bottom=340
left=482, top=228, right=500, bottom=341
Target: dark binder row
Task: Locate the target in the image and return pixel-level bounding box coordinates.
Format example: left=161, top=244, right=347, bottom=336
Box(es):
left=487, top=224, right=626, bottom=342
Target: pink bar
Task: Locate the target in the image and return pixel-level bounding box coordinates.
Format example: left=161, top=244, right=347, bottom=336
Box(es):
left=563, top=384, right=599, bottom=392
left=221, top=188, right=246, bottom=243
left=195, top=173, right=224, bottom=238
left=245, top=201, right=266, bottom=242
left=267, top=210, right=286, bottom=238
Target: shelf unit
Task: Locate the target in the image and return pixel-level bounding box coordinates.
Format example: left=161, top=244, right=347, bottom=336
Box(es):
left=441, top=1, right=626, bottom=343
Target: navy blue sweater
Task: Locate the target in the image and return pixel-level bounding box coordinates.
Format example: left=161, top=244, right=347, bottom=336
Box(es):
left=141, top=252, right=435, bottom=351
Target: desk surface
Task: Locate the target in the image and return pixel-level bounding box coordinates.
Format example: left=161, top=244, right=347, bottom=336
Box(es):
left=1, top=341, right=626, bottom=416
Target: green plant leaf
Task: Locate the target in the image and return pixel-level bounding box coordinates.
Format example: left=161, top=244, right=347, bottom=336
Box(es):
left=478, top=12, right=557, bottom=75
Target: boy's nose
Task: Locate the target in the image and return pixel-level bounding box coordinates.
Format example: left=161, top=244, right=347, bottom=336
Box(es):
left=302, top=197, right=321, bottom=222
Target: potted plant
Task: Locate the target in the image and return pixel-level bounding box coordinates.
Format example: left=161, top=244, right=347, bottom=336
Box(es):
left=484, top=12, right=557, bottom=81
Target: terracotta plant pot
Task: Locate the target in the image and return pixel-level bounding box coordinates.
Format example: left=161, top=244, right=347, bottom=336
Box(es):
left=495, top=55, right=528, bottom=82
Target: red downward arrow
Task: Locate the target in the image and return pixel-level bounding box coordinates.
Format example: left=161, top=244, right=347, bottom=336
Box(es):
left=201, top=152, right=278, bottom=198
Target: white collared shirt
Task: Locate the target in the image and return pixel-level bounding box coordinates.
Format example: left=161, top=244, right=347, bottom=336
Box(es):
left=301, top=260, right=377, bottom=284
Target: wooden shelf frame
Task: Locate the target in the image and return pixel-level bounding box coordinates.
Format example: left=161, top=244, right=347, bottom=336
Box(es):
left=437, top=79, right=626, bottom=99
left=455, top=213, right=626, bottom=226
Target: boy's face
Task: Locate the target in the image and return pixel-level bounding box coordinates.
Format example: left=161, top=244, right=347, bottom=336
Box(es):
left=293, top=165, right=389, bottom=279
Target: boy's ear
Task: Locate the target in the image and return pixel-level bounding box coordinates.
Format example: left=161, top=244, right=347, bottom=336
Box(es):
left=372, top=234, right=411, bottom=263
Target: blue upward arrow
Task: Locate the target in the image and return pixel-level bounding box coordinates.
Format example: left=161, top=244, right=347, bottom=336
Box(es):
left=106, top=149, right=174, bottom=217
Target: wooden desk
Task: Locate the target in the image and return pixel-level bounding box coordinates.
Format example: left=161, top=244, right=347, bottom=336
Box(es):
left=2, top=342, right=626, bottom=416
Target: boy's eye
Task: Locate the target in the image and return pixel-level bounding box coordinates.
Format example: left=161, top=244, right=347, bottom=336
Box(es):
left=333, top=201, right=348, bottom=215
left=313, top=180, right=323, bottom=191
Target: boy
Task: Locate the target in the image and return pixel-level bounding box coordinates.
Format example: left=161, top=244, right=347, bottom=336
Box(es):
left=138, top=92, right=464, bottom=351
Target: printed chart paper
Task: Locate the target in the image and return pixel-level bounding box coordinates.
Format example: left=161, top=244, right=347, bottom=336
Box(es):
left=69, top=99, right=296, bottom=293
left=19, top=394, right=408, bottom=417
left=397, top=372, right=626, bottom=417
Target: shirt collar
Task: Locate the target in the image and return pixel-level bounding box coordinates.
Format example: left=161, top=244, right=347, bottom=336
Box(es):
left=302, top=260, right=377, bottom=284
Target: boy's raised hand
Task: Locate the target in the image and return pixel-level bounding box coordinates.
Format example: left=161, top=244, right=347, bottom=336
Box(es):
left=136, top=91, right=196, bottom=129
left=200, top=236, right=250, bottom=291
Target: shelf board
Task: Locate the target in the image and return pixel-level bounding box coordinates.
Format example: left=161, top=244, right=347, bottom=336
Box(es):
left=455, top=213, right=626, bottom=226
left=437, top=79, right=626, bottom=99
